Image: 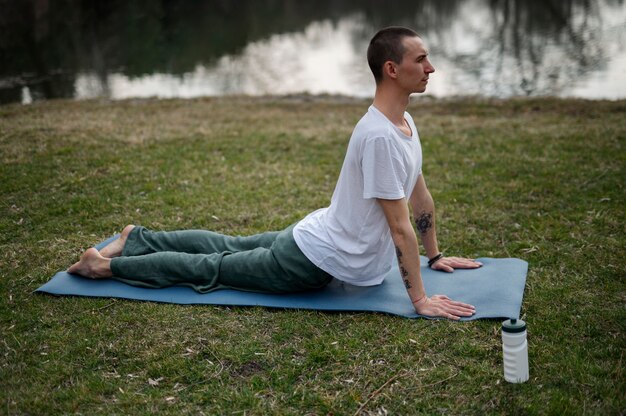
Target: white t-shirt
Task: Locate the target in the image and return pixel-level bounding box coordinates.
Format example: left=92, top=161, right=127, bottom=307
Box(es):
left=293, top=105, right=423, bottom=286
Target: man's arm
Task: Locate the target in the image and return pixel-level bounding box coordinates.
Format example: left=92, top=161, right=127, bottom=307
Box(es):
left=377, top=197, right=475, bottom=320
left=409, top=175, right=482, bottom=272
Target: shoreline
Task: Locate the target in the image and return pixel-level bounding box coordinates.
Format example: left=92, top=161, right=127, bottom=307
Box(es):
left=3, top=92, right=626, bottom=109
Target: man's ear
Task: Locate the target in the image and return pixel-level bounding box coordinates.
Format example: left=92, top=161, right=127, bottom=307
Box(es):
left=383, top=61, right=398, bottom=80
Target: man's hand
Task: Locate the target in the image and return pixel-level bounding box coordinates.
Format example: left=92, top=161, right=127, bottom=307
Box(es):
left=430, top=256, right=483, bottom=273
left=414, top=295, right=475, bottom=320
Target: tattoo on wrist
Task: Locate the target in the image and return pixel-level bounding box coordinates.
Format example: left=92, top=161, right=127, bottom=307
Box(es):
left=395, top=246, right=412, bottom=289
left=415, top=211, right=433, bottom=235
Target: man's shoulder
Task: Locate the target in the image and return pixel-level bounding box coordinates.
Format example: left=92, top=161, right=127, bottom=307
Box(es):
left=353, top=108, right=392, bottom=140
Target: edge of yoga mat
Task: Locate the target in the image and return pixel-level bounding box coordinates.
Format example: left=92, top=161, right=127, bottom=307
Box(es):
left=36, top=235, right=528, bottom=320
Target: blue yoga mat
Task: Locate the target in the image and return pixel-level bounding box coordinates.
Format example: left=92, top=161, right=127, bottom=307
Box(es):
left=36, top=235, right=528, bottom=320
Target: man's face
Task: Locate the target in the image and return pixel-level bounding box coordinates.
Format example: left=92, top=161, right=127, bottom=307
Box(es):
left=395, top=36, right=435, bottom=93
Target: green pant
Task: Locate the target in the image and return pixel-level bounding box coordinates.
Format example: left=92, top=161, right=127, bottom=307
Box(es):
left=109, top=224, right=333, bottom=293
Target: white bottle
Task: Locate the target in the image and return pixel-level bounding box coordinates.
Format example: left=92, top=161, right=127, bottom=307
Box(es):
left=501, top=318, right=529, bottom=383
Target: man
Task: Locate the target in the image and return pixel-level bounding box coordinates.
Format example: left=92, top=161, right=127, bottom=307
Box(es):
left=69, top=27, right=481, bottom=320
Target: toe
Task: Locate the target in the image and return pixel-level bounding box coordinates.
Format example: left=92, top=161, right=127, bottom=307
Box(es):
left=67, top=262, right=80, bottom=274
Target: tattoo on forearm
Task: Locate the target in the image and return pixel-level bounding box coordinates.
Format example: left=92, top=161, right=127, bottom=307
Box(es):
left=415, top=211, right=433, bottom=235
left=402, top=273, right=412, bottom=289
left=395, top=246, right=412, bottom=289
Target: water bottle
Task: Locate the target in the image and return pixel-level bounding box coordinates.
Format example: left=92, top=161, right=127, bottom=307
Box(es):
left=501, top=318, right=529, bottom=383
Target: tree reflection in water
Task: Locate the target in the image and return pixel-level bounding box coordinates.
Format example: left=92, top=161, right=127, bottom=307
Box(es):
left=0, top=0, right=624, bottom=104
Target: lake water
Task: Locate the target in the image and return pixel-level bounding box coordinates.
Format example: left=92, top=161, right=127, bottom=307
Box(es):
left=1, top=0, right=625, bottom=105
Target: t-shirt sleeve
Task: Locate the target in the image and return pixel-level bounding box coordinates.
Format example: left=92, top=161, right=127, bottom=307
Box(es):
left=361, top=136, right=407, bottom=200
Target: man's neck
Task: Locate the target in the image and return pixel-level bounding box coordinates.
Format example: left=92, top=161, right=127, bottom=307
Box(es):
left=372, top=87, right=411, bottom=126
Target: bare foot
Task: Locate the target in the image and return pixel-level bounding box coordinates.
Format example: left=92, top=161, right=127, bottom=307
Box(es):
left=99, top=224, right=135, bottom=258
left=68, top=248, right=113, bottom=279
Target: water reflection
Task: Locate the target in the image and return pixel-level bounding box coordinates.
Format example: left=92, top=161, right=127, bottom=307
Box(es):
left=74, top=17, right=374, bottom=100
left=433, top=0, right=626, bottom=98
left=1, top=0, right=624, bottom=104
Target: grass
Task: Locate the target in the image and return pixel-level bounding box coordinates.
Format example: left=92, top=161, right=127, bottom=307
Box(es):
left=0, top=95, right=624, bottom=415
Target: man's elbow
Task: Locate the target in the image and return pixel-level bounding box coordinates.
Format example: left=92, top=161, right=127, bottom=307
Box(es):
left=388, top=221, right=415, bottom=242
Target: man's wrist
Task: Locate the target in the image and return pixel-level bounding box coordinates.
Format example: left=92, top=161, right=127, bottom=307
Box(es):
left=428, top=253, right=444, bottom=268
left=412, top=295, right=427, bottom=305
